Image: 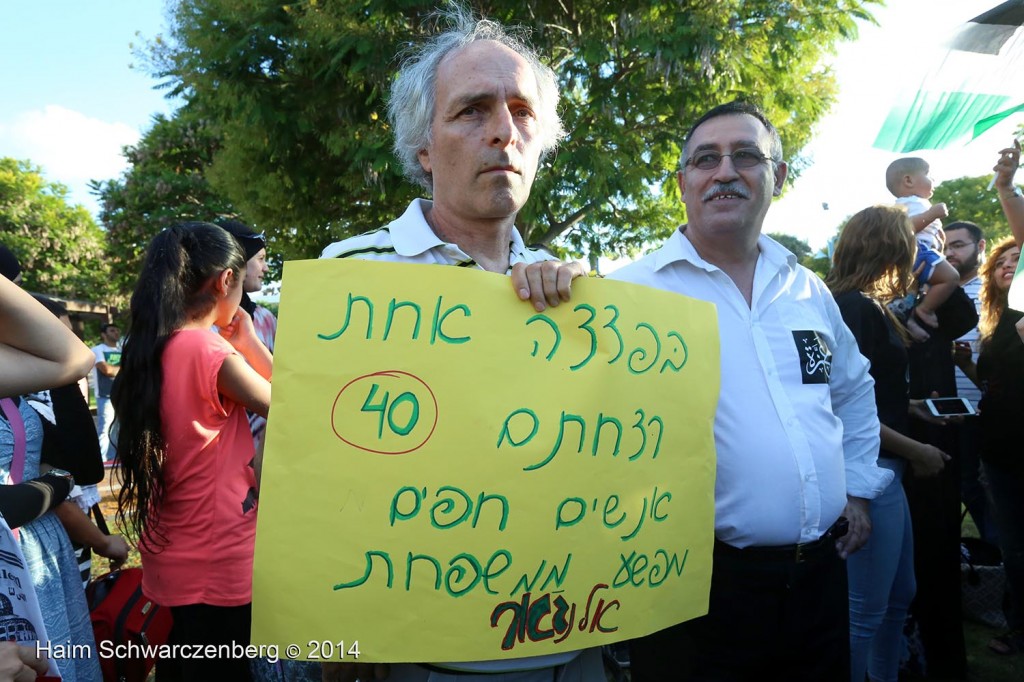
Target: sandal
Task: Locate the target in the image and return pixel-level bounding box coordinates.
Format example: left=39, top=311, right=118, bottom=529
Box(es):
left=988, top=629, right=1024, bottom=655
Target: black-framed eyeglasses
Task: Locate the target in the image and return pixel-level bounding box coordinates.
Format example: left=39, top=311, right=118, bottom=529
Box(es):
left=685, top=147, right=774, bottom=171
left=945, top=240, right=977, bottom=250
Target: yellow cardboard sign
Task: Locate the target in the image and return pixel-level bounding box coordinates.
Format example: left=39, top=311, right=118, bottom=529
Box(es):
left=252, top=259, right=719, bottom=663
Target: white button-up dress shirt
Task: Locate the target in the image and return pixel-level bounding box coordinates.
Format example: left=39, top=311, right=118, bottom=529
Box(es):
left=610, top=228, right=892, bottom=548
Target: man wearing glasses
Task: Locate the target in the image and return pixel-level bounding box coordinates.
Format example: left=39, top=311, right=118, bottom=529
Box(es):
left=945, top=221, right=997, bottom=543
left=945, top=220, right=986, bottom=407
left=609, top=101, right=891, bottom=680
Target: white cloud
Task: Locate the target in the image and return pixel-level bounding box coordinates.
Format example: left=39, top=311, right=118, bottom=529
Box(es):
left=764, top=0, right=1020, bottom=250
left=0, top=105, right=141, bottom=212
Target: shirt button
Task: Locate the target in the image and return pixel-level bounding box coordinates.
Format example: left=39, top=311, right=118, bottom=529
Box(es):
left=804, top=474, right=813, bottom=482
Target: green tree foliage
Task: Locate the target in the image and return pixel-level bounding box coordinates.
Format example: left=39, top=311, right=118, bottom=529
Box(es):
left=139, top=0, right=878, bottom=260
left=92, top=111, right=239, bottom=303
left=768, top=231, right=832, bottom=278
left=0, top=158, right=111, bottom=301
left=768, top=232, right=812, bottom=260
left=932, top=174, right=1011, bottom=243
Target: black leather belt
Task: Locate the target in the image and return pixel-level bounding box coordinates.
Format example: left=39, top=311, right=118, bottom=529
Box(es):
left=714, top=517, right=849, bottom=565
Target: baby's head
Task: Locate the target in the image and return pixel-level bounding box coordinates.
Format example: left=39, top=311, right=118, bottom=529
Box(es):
left=886, top=157, right=934, bottom=199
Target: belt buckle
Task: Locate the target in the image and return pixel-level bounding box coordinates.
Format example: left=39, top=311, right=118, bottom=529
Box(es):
left=794, top=543, right=807, bottom=564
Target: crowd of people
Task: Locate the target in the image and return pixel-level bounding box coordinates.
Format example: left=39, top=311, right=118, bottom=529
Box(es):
left=1, top=4, right=1023, bottom=682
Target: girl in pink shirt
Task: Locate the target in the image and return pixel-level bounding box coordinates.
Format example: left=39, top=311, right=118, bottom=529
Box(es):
left=113, top=223, right=272, bottom=681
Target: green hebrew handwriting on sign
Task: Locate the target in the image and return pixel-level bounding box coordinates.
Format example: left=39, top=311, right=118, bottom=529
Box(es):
left=252, top=259, right=720, bottom=663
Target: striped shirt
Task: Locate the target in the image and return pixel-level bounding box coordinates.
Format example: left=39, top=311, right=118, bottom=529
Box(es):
left=320, top=199, right=554, bottom=270
left=319, top=198, right=583, bottom=675
left=955, top=276, right=982, bottom=406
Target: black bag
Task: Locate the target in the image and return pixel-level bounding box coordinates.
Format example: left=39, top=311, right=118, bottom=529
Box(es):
left=934, top=285, right=980, bottom=340
left=960, top=536, right=1008, bottom=628
left=907, top=286, right=978, bottom=400
left=39, top=383, right=104, bottom=485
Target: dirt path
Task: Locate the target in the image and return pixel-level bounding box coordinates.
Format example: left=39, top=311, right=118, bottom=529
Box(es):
left=91, top=465, right=141, bottom=573
left=95, top=466, right=122, bottom=523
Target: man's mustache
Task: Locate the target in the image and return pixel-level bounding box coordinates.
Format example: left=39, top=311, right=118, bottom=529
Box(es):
left=702, top=182, right=750, bottom=202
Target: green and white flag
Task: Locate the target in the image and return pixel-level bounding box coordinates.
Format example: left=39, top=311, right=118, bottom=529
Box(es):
left=874, top=0, right=1024, bottom=152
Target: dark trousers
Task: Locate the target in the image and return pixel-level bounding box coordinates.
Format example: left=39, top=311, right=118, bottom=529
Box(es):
left=904, top=329, right=967, bottom=679
left=904, top=420, right=967, bottom=679
left=629, top=537, right=850, bottom=681
left=162, top=602, right=253, bottom=682
left=958, top=418, right=998, bottom=545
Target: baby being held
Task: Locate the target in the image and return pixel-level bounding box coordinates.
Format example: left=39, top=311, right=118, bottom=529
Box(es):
left=885, top=157, right=960, bottom=341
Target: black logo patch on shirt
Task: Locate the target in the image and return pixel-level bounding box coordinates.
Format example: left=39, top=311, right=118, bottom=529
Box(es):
left=792, top=330, right=832, bottom=384
left=241, top=487, right=258, bottom=514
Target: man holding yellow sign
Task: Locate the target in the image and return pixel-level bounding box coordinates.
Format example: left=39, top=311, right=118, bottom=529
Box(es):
left=315, top=5, right=600, bottom=681
left=257, top=2, right=719, bottom=678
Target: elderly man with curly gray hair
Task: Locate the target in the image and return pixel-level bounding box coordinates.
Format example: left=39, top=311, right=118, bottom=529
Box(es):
left=321, top=4, right=584, bottom=313
left=319, top=4, right=601, bottom=682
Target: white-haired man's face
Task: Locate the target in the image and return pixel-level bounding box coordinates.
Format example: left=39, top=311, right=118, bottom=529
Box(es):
left=417, top=40, right=544, bottom=224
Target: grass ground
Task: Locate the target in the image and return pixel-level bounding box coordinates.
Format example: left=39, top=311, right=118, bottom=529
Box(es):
left=91, top=468, right=140, bottom=574
left=90, top=471, right=1022, bottom=680
left=963, top=619, right=1023, bottom=682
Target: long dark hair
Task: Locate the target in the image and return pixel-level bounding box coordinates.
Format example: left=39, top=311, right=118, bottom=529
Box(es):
left=113, top=222, right=245, bottom=548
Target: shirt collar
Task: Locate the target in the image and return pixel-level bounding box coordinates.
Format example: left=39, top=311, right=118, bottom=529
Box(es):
left=390, top=198, right=532, bottom=268
left=507, top=226, right=532, bottom=266
left=758, top=232, right=798, bottom=270
left=390, top=199, right=447, bottom=258
left=650, top=225, right=796, bottom=273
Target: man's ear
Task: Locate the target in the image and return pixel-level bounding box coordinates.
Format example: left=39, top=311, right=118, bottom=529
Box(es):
left=677, top=170, right=686, bottom=202
left=417, top=147, right=432, bottom=175
left=773, top=161, right=788, bottom=197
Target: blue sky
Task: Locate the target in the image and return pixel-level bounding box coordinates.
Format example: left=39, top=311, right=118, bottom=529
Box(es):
left=2, top=2, right=173, bottom=125
left=0, top=1, right=175, bottom=209
left=1, top=1, right=1021, bottom=252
